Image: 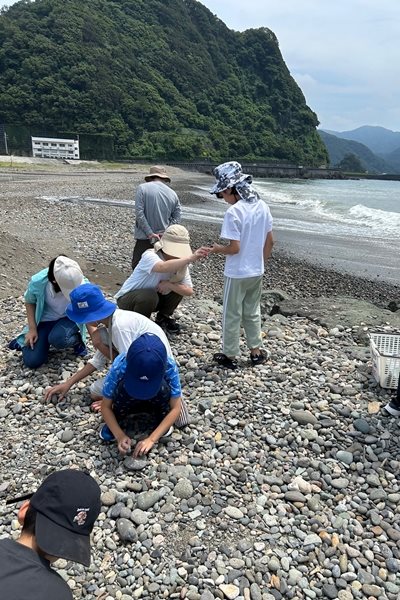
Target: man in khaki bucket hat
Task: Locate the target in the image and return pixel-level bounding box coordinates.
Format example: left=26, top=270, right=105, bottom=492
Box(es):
left=132, top=165, right=182, bottom=269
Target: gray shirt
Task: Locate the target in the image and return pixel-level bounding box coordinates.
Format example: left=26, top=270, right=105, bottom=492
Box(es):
left=134, top=180, right=181, bottom=239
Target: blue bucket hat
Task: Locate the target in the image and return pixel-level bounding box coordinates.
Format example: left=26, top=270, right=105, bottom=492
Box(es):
left=210, top=161, right=252, bottom=195
left=66, top=283, right=116, bottom=324
left=124, top=333, right=168, bottom=400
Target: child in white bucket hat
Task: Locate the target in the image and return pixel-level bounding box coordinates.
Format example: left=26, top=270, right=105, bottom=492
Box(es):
left=8, top=255, right=88, bottom=368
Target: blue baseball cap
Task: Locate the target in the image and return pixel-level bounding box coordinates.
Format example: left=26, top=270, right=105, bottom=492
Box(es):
left=124, top=333, right=168, bottom=400
left=66, top=283, right=116, bottom=323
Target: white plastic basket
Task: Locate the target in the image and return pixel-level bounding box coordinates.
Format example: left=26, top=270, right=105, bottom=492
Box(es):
left=369, top=332, right=400, bottom=389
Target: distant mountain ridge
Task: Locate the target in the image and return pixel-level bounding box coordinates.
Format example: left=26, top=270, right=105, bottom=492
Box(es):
left=318, top=130, right=394, bottom=174
left=321, top=126, right=400, bottom=156
left=382, top=146, right=400, bottom=174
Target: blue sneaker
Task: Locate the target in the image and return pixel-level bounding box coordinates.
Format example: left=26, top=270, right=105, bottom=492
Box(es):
left=8, top=338, right=22, bottom=351
left=73, top=341, right=88, bottom=357
left=99, top=424, right=115, bottom=442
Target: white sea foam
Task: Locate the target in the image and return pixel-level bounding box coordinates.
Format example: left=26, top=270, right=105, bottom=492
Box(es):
left=255, top=187, right=298, bottom=206
left=348, top=204, right=400, bottom=237
left=255, top=182, right=400, bottom=239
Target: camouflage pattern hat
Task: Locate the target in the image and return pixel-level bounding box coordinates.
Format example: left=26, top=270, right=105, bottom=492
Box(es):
left=210, top=161, right=260, bottom=203
left=210, top=161, right=251, bottom=195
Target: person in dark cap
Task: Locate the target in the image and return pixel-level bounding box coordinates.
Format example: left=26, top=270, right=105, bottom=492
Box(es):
left=0, top=469, right=101, bottom=600
left=100, top=332, right=184, bottom=457
left=132, top=165, right=182, bottom=269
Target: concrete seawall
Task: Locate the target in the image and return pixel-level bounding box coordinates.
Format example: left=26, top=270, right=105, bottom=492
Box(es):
left=166, top=161, right=345, bottom=179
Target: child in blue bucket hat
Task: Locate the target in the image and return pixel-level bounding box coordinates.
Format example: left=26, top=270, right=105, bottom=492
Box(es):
left=201, top=161, right=274, bottom=369
left=45, top=284, right=189, bottom=438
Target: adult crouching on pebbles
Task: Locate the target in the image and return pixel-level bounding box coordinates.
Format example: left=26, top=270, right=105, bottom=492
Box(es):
left=44, top=283, right=190, bottom=430
left=201, top=161, right=274, bottom=370
left=7, top=256, right=89, bottom=368
left=115, top=224, right=208, bottom=334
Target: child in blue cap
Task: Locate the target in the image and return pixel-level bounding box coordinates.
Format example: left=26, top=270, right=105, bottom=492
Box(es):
left=100, top=332, right=183, bottom=456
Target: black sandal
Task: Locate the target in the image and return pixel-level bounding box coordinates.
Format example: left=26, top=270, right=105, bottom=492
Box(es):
left=250, top=350, right=266, bottom=366
left=213, top=353, right=238, bottom=370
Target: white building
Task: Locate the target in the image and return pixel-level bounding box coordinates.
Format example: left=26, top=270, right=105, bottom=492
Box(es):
left=31, top=136, right=80, bottom=160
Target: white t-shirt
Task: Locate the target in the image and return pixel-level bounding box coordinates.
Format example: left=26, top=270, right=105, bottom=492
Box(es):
left=114, top=250, right=192, bottom=299
left=89, top=308, right=172, bottom=371
left=221, top=199, right=273, bottom=278
left=41, top=282, right=69, bottom=322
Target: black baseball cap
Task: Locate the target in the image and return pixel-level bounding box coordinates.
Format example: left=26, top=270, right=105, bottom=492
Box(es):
left=7, top=470, right=101, bottom=566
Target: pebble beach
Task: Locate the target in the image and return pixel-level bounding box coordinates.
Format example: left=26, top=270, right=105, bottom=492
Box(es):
left=0, top=164, right=400, bottom=600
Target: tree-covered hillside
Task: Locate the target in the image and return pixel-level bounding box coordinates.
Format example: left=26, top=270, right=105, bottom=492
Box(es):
left=0, top=0, right=328, bottom=163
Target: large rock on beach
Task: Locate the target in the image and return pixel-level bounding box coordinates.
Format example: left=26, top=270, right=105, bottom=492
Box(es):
left=275, top=295, right=400, bottom=341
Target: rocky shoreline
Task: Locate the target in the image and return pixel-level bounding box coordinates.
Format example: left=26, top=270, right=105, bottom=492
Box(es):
left=0, top=166, right=400, bottom=600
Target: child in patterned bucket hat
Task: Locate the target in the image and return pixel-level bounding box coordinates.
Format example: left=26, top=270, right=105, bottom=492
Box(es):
left=202, top=161, right=274, bottom=369
left=210, top=161, right=253, bottom=199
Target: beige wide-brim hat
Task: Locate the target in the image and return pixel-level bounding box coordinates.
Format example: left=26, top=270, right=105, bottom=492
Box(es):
left=54, top=256, right=85, bottom=300
left=155, top=225, right=192, bottom=258
left=144, top=165, right=171, bottom=183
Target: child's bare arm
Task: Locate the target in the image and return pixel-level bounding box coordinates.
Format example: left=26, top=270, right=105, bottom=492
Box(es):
left=201, top=240, right=240, bottom=255
left=133, top=397, right=182, bottom=457
left=263, top=231, right=274, bottom=261
left=101, top=398, right=131, bottom=454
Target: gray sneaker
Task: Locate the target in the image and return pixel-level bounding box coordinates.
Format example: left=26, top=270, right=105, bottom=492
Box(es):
left=384, top=399, right=400, bottom=417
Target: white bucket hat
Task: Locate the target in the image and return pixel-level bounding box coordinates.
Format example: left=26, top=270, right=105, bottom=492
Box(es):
left=53, top=256, right=85, bottom=300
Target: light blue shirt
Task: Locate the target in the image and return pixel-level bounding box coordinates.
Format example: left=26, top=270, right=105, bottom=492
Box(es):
left=17, top=268, right=87, bottom=347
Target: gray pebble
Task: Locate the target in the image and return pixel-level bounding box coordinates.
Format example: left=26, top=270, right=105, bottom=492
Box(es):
left=290, top=410, right=317, bottom=425
left=124, top=457, right=147, bottom=471
left=117, top=518, right=137, bottom=543
left=173, top=478, right=194, bottom=499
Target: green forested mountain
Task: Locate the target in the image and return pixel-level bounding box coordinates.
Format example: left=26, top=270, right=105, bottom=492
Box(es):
left=381, top=147, right=400, bottom=174
left=0, top=0, right=327, bottom=163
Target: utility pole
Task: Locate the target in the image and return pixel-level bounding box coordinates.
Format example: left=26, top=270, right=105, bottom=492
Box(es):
left=4, top=132, right=8, bottom=155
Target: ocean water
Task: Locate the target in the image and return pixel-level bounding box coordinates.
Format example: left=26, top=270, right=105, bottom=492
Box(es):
left=188, top=178, right=400, bottom=238
left=256, top=178, right=400, bottom=240
left=187, top=178, right=400, bottom=284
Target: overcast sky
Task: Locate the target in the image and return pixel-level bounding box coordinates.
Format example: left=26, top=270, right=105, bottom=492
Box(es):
left=1, top=0, right=399, bottom=132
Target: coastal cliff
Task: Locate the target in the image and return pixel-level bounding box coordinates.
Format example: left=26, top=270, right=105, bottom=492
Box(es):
left=0, top=0, right=328, bottom=164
